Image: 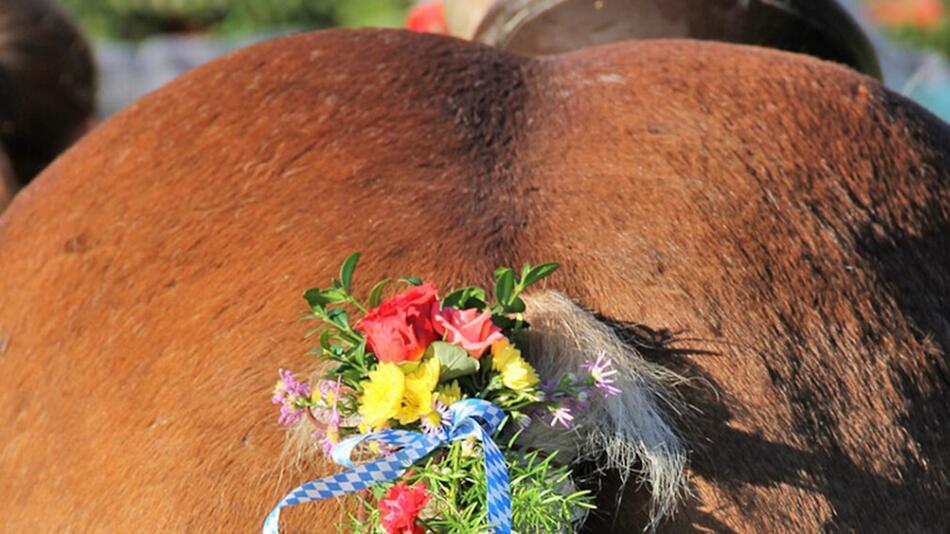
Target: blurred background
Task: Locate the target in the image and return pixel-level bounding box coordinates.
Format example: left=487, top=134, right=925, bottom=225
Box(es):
left=43, top=0, right=950, bottom=119
left=58, top=0, right=413, bottom=116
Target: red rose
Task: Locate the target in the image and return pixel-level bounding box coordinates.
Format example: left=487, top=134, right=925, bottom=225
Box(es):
left=378, top=482, right=430, bottom=534
left=434, top=307, right=505, bottom=359
left=355, top=283, right=439, bottom=364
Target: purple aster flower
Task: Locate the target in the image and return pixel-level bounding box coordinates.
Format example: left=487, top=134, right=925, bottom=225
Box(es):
left=549, top=405, right=574, bottom=428
left=273, top=369, right=311, bottom=402
left=512, top=412, right=533, bottom=431
left=584, top=351, right=621, bottom=397
left=318, top=420, right=340, bottom=456
left=278, top=403, right=305, bottom=427
left=313, top=378, right=345, bottom=455
left=317, top=379, right=342, bottom=401
left=272, top=369, right=312, bottom=427
left=420, top=400, right=452, bottom=437
left=570, top=388, right=593, bottom=412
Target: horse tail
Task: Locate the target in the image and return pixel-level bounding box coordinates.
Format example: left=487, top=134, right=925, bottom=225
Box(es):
left=521, top=291, right=689, bottom=529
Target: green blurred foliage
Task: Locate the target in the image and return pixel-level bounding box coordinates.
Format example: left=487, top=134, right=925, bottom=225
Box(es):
left=885, top=25, right=950, bottom=59
left=873, top=0, right=950, bottom=58
left=59, top=0, right=413, bottom=39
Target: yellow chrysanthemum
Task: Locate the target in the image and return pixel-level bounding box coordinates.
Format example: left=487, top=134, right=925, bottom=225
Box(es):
left=397, top=357, right=440, bottom=424
left=436, top=381, right=462, bottom=407
left=358, top=363, right=405, bottom=428
left=491, top=339, right=521, bottom=370
left=491, top=339, right=540, bottom=391
left=500, top=356, right=540, bottom=391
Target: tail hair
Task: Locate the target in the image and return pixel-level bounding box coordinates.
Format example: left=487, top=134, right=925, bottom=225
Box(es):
left=520, top=290, right=689, bottom=530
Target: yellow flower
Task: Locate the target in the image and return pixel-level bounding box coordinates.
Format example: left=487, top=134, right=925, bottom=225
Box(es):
left=424, top=410, right=443, bottom=428
left=436, top=381, right=462, bottom=406
left=358, top=363, right=405, bottom=428
left=491, top=339, right=540, bottom=391
left=397, top=357, right=440, bottom=424
left=491, top=339, right=521, bottom=370
left=326, top=426, right=339, bottom=445
left=500, top=357, right=540, bottom=391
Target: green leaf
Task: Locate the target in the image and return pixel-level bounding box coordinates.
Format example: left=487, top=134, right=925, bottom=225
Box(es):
left=367, top=278, right=389, bottom=308
left=521, top=263, right=533, bottom=281
left=425, top=341, right=479, bottom=380
left=494, top=268, right=515, bottom=306
left=400, top=276, right=423, bottom=286
left=491, top=315, right=516, bottom=331
left=523, top=262, right=560, bottom=286
left=319, top=330, right=332, bottom=350
left=507, top=296, right=526, bottom=313
left=303, top=288, right=330, bottom=309
left=322, top=287, right=349, bottom=303
left=339, top=252, right=360, bottom=292
left=441, top=286, right=487, bottom=309
left=327, top=308, right=349, bottom=330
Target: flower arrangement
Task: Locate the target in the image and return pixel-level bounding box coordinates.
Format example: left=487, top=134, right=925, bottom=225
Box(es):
left=265, top=253, right=623, bottom=534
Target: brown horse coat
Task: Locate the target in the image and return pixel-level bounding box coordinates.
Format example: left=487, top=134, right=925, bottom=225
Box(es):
left=0, top=30, right=947, bottom=532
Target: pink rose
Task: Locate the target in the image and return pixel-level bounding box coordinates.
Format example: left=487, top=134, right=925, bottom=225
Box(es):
left=355, top=283, right=440, bottom=364
left=434, top=307, right=505, bottom=359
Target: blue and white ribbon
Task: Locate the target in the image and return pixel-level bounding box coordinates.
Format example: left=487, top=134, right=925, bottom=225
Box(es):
left=262, top=398, right=511, bottom=534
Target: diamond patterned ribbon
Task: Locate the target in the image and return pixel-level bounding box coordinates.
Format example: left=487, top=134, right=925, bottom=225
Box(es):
left=262, top=398, right=511, bottom=534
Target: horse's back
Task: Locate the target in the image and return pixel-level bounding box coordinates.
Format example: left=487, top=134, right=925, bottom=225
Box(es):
left=0, top=30, right=947, bottom=532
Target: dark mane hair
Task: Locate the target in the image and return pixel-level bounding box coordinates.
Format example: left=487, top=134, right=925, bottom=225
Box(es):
left=0, top=0, right=96, bottom=183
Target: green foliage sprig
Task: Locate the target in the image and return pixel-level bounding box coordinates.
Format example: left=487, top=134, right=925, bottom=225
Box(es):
left=489, top=262, right=560, bottom=334
left=298, top=254, right=560, bottom=413
left=302, top=253, right=373, bottom=392
left=348, top=438, right=594, bottom=534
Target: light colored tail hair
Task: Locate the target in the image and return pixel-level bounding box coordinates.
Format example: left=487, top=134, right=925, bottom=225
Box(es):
left=519, top=291, right=689, bottom=529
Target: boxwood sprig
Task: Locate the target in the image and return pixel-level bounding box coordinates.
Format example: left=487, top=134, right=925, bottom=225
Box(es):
left=302, top=253, right=374, bottom=391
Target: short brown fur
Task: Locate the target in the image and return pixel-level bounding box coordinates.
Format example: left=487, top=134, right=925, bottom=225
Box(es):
left=0, top=31, right=947, bottom=532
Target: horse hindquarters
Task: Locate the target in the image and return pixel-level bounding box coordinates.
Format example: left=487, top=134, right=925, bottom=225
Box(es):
left=0, top=30, right=947, bottom=532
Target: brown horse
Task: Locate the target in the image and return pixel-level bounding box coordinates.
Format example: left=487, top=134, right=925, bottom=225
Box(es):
left=0, top=29, right=947, bottom=532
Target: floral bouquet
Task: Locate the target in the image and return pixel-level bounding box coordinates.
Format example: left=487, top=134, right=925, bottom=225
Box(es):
left=264, top=254, right=625, bottom=534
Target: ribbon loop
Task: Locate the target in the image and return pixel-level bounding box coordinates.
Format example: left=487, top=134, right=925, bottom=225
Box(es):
left=262, top=399, right=511, bottom=534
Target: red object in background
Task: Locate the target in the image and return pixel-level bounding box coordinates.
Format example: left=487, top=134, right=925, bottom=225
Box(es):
left=870, top=0, right=945, bottom=30
left=406, top=1, right=447, bottom=34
